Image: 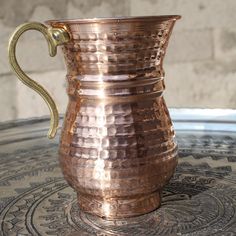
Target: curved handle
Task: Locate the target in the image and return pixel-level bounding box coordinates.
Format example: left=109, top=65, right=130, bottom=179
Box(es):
left=8, top=22, right=70, bottom=139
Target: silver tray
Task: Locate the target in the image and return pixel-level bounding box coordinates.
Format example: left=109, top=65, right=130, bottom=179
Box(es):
left=0, top=109, right=236, bottom=236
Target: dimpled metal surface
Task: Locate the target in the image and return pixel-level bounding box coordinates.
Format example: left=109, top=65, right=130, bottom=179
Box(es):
left=48, top=16, right=181, bottom=218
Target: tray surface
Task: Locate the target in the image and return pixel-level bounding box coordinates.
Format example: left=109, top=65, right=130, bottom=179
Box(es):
left=0, top=109, right=236, bottom=236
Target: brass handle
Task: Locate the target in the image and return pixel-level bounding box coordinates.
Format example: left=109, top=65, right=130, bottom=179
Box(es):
left=8, top=22, right=70, bottom=139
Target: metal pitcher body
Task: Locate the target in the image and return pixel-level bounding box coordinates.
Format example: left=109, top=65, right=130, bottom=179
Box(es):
left=8, top=15, right=181, bottom=219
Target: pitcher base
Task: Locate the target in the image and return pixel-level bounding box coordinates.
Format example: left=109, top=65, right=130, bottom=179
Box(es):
left=78, top=191, right=161, bottom=219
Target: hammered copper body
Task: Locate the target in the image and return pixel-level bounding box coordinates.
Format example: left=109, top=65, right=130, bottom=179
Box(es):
left=8, top=16, right=181, bottom=219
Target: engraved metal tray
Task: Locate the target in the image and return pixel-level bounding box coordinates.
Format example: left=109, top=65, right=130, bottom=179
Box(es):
left=0, top=109, right=236, bottom=236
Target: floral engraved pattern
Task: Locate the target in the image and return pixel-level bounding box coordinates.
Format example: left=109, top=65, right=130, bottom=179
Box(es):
left=0, top=120, right=236, bottom=235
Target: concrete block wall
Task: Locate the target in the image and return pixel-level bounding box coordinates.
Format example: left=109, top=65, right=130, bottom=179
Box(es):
left=0, top=0, right=236, bottom=122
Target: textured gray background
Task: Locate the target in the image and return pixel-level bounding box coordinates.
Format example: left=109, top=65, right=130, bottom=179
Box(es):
left=1, top=0, right=236, bottom=121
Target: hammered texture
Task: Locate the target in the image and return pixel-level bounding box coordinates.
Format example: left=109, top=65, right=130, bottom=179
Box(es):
left=48, top=16, right=180, bottom=218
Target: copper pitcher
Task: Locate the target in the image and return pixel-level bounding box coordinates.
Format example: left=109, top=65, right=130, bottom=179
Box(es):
left=8, top=15, right=181, bottom=219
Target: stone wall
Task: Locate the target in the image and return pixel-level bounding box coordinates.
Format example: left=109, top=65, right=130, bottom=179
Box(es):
left=1, top=0, right=236, bottom=121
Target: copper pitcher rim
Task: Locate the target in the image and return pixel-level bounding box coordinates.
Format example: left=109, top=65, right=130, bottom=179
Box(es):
left=45, top=15, right=181, bottom=25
